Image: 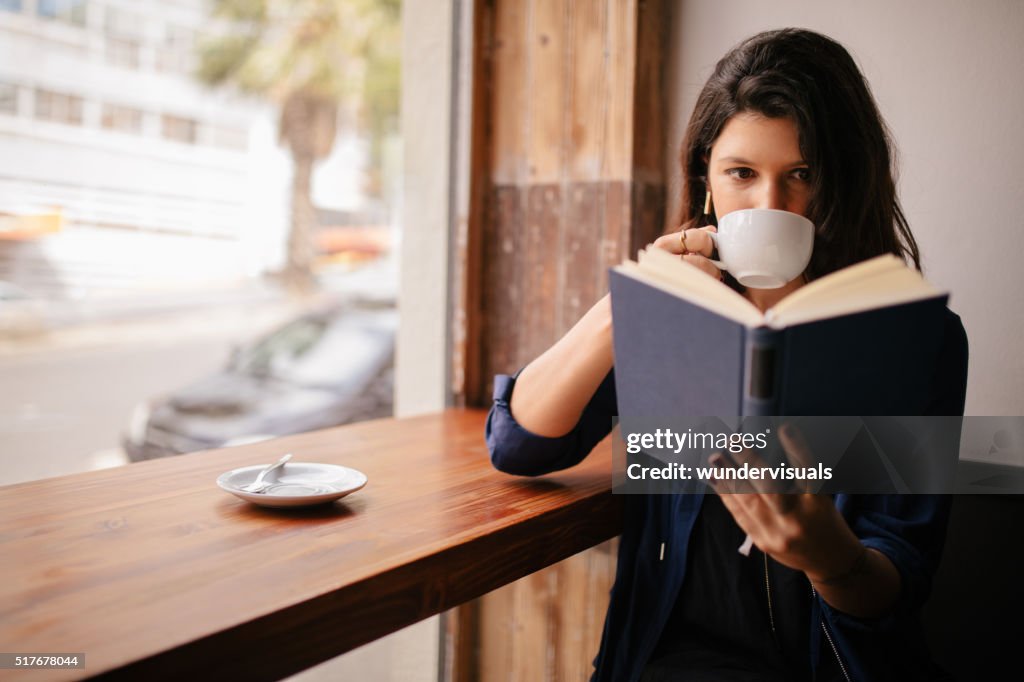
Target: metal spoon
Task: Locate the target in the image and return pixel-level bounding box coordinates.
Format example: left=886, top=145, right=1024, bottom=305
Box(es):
left=241, top=453, right=293, bottom=493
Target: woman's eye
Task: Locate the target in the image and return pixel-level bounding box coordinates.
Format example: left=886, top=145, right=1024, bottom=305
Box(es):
left=726, top=167, right=754, bottom=180
left=791, top=168, right=811, bottom=182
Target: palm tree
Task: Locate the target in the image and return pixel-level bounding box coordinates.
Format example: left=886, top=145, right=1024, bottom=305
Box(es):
left=197, top=0, right=400, bottom=291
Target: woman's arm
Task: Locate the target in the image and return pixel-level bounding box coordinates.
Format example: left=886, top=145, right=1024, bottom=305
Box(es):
left=509, top=226, right=719, bottom=438
left=509, top=294, right=615, bottom=438
left=806, top=540, right=902, bottom=618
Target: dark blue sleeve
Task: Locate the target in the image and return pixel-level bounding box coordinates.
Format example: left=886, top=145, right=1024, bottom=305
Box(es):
left=824, top=307, right=969, bottom=633
left=485, top=368, right=618, bottom=476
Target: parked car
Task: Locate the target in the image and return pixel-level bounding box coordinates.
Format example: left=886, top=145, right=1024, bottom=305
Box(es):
left=123, top=300, right=397, bottom=461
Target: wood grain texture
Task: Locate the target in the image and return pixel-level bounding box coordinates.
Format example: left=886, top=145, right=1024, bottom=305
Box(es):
left=560, top=181, right=602, bottom=338
left=527, top=0, right=567, bottom=184
left=0, top=411, right=621, bottom=682
left=490, top=0, right=528, bottom=185
left=460, top=0, right=669, bottom=679
left=567, top=0, right=607, bottom=182
left=603, top=0, right=636, bottom=181
left=632, top=0, right=667, bottom=178
left=521, top=184, right=560, bottom=363
left=482, top=184, right=524, bottom=383
left=450, top=0, right=491, bottom=410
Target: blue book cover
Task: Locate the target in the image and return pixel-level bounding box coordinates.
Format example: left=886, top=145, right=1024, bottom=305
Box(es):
left=608, top=250, right=949, bottom=418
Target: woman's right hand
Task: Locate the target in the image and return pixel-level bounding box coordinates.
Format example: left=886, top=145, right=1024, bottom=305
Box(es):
left=652, top=225, right=722, bottom=281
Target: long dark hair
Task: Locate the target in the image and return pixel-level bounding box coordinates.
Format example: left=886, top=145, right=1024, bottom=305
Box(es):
left=676, top=28, right=921, bottom=282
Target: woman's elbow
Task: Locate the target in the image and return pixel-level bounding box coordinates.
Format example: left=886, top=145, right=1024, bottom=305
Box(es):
left=487, top=429, right=541, bottom=476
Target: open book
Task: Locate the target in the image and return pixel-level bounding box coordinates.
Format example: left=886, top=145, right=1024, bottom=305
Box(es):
left=608, top=248, right=950, bottom=416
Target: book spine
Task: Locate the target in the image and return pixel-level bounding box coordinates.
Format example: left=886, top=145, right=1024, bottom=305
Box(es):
left=741, top=327, right=782, bottom=416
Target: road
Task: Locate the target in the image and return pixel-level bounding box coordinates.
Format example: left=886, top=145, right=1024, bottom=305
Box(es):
left=0, top=302, right=300, bottom=486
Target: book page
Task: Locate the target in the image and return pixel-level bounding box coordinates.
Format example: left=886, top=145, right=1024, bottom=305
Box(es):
left=766, top=254, right=903, bottom=315
left=630, top=247, right=764, bottom=326
left=768, top=261, right=943, bottom=327
left=615, top=262, right=765, bottom=327
left=619, top=248, right=944, bottom=330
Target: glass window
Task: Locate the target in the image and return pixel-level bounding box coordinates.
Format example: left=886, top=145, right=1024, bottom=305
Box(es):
left=4, top=0, right=402, bottom=517
left=208, top=125, right=248, bottom=151
left=106, top=37, right=140, bottom=69
left=156, top=24, right=195, bottom=74
left=101, top=103, right=143, bottom=133
left=0, top=82, right=17, bottom=115
left=34, top=88, right=83, bottom=125
left=103, top=6, right=142, bottom=37
left=37, top=0, right=86, bottom=26
left=161, top=114, right=197, bottom=144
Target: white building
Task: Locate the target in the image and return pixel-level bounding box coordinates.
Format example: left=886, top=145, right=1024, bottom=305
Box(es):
left=0, top=0, right=297, bottom=299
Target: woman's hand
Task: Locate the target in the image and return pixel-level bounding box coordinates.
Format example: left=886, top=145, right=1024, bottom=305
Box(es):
left=652, top=226, right=722, bottom=281
left=708, top=423, right=902, bottom=618
left=708, top=424, right=862, bottom=578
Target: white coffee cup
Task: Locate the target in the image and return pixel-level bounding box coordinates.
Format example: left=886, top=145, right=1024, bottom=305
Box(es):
left=708, top=208, right=814, bottom=289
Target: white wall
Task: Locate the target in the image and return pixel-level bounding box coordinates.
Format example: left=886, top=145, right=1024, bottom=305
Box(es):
left=395, top=0, right=455, bottom=418
left=666, top=0, right=1024, bottom=416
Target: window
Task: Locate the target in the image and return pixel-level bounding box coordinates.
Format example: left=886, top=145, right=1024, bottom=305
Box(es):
left=34, top=88, right=83, bottom=125
left=106, top=37, right=139, bottom=68
left=0, top=82, right=17, bottom=115
left=0, top=1, right=23, bottom=14
left=37, top=0, right=86, bottom=27
left=161, top=114, right=197, bottom=144
left=209, top=125, right=248, bottom=151
left=157, top=25, right=195, bottom=74
left=103, top=6, right=142, bottom=37
left=101, top=103, right=143, bottom=134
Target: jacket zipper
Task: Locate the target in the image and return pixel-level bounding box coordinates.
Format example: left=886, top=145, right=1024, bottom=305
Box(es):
left=811, top=585, right=852, bottom=682
left=764, top=552, right=779, bottom=645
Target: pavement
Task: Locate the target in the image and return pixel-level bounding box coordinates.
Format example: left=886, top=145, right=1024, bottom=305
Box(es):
left=0, top=256, right=398, bottom=357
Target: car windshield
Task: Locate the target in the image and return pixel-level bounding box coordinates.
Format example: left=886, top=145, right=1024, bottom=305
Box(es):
left=230, top=308, right=394, bottom=389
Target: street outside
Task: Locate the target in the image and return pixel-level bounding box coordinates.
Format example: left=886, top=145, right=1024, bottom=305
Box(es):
left=0, top=297, right=305, bottom=486
left=0, top=257, right=398, bottom=487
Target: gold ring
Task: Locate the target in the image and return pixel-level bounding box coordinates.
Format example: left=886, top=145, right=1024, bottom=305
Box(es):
left=679, top=230, right=689, bottom=254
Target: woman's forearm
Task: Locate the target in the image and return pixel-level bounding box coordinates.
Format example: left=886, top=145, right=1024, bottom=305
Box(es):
left=509, top=294, right=615, bottom=437
left=807, top=545, right=902, bottom=619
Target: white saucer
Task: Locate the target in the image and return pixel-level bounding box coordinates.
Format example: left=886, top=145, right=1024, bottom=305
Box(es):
left=217, top=462, right=367, bottom=508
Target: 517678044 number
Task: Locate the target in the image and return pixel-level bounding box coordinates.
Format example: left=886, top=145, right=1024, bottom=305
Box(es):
left=0, top=653, right=85, bottom=669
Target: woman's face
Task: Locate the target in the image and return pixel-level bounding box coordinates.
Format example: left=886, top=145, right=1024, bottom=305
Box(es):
left=707, top=112, right=812, bottom=220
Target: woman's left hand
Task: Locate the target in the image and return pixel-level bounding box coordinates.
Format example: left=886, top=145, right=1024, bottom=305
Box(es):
left=707, top=423, right=865, bottom=583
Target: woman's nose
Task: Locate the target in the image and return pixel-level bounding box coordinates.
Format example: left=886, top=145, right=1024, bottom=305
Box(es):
left=756, top=181, right=788, bottom=211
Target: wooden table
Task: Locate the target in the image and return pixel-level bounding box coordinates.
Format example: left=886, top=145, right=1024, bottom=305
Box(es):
left=0, top=410, right=621, bottom=681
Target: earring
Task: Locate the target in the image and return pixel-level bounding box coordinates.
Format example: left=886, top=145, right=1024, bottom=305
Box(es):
left=703, top=189, right=713, bottom=216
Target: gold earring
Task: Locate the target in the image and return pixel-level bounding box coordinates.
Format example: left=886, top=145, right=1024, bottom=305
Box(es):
left=703, top=190, right=713, bottom=216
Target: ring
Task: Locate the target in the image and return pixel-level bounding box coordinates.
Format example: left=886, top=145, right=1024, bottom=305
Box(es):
left=679, top=230, right=689, bottom=254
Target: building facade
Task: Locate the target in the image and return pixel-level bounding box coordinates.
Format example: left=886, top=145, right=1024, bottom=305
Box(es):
left=0, top=0, right=292, bottom=299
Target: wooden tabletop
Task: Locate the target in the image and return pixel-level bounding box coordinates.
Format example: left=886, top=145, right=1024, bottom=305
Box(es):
left=0, top=409, right=621, bottom=681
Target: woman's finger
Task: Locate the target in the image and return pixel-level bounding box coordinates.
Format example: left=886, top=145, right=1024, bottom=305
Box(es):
left=778, top=422, right=816, bottom=493
left=763, top=492, right=801, bottom=515
left=693, top=225, right=717, bottom=258
left=727, top=446, right=777, bottom=495
left=682, top=254, right=724, bottom=281
left=680, top=226, right=717, bottom=257
left=652, top=231, right=686, bottom=255
left=653, top=226, right=718, bottom=258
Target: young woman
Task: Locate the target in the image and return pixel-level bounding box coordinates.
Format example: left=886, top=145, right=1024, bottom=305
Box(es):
left=486, top=29, right=968, bottom=682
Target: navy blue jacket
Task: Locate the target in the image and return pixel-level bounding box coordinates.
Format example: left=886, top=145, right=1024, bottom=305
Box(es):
left=486, top=309, right=968, bottom=682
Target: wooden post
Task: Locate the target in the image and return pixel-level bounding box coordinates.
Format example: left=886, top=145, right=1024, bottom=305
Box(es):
left=447, top=0, right=669, bottom=679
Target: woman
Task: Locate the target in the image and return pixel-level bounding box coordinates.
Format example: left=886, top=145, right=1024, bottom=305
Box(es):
left=486, top=28, right=967, bottom=682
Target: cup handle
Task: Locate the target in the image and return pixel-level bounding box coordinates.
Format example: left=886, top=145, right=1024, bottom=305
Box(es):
left=707, top=231, right=727, bottom=271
